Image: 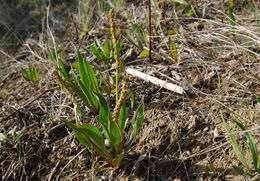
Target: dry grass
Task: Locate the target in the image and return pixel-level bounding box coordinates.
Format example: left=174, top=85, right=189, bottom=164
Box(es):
left=0, top=0, right=259, bottom=180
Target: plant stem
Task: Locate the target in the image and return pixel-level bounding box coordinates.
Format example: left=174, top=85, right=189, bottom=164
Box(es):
left=148, top=0, right=152, bottom=63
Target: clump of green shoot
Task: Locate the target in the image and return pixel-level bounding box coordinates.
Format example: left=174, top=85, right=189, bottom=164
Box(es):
left=21, top=63, right=39, bottom=88
left=0, top=127, right=26, bottom=159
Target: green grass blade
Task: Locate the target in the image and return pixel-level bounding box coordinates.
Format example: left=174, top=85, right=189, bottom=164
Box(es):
left=28, top=64, right=33, bottom=75
left=58, top=58, right=71, bottom=83
left=33, top=66, right=38, bottom=82
left=131, top=102, right=144, bottom=139
left=233, top=120, right=259, bottom=171
left=117, top=42, right=124, bottom=55
left=228, top=8, right=236, bottom=26
left=21, top=68, right=29, bottom=80
left=221, top=113, right=251, bottom=173
left=14, top=127, right=26, bottom=142
left=123, top=31, right=139, bottom=48
left=130, top=89, right=135, bottom=110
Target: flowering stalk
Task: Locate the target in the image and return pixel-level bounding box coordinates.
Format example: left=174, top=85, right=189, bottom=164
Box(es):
left=109, top=8, right=119, bottom=103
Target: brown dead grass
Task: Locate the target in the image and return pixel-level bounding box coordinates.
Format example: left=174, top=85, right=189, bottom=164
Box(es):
left=0, top=0, right=260, bottom=180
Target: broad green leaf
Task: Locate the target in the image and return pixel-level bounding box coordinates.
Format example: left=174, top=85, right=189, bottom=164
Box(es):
left=95, top=93, right=109, bottom=123
left=105, top=27, right=111, bottom=33
left=69, top=70, right=98, bottom=114
left=116, top=28, right=121, bottom=36
left=49, top=51, right=57, bottom=63
left=232, top=165, right=245, bottom=176
left=131, top=102, right=144, bottom=138
left=62, top=119, right=111, bottom=160
left=233, top=120, right=259, bottom=171
left=28, top=64, right=32, bottom=74
left=77, top=124, right=110, bottom=158
left=74, top=128, right=92, bottom=148
left=139, top=49, right=149, bottom=57
left=256, top=97, right=260, bottom=104
left=62, top=119, right=92, bottom=147
left=119, top=104, right=128, bottom=133
left=78, top=51, right=90, bottom=89
left=103, top=41, right=110, bottom=58
left=21, top=68, right=29, bottom=80
left=77, top=79, right=98, bottom=113
left=85, top=59, right=99, bottom=93
left=95, top=93, right=122, bottom=155
left=221, top=113, right=251, bottom=174
left=62, top=119, right=78, bottom=129
left=90, top=45, right=105, bottom=61
left=107, top=117, right=122, bottom=155
left=77, top=51, right=99, bottom=112
left=169, top=39, right=178, bottom=62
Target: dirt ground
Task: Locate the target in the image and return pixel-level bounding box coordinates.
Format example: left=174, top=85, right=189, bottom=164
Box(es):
left=0, top=1, right=260, bottom=180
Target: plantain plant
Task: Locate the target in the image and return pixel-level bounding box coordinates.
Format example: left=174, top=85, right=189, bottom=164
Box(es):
left=51, top=8, right=144, bottom=168
left=52, top=52, right=144, bottom=167
left=62, top=96, right=144, bottom=167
